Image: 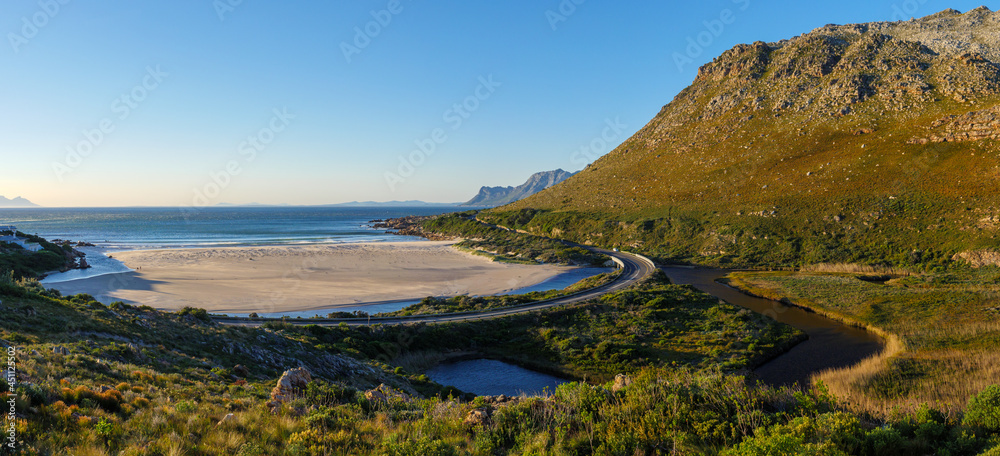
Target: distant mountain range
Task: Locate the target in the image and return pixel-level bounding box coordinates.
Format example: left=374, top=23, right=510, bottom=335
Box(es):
left=463, top=169, right=577, bottom=207
left=0, top=196, right=39, bottom=208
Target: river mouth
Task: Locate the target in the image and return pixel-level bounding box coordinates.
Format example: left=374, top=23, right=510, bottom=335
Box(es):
left=425, top=359, right=568, bottom=397
left=661, top=267, right=884, bottom=387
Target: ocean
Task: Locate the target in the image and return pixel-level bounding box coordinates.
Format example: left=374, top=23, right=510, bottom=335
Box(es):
left=0, top=206, right=457, bottom=250
left=0, top=206, right=459, bottom=285
left=0, top=207, right=612, bottom=314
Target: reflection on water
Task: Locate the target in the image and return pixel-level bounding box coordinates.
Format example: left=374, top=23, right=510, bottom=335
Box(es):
left=662, top=267, right=884, bottom=386
left=497, top=267, right=614, bottom=295
left=426, top=359, right=567, bottom=396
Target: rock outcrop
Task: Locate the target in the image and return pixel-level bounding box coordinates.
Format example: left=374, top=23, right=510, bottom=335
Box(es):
left=363, top=384, right=411, bottom=405
left=463, top=408, right=491, bottom=427
left=270, top=367, right=312, bottom=404
left=952, top=250, right=1000, bottom=268
left=909, top=106, right=1000, bottom=144
left=611, top=374, right=633, bottom=392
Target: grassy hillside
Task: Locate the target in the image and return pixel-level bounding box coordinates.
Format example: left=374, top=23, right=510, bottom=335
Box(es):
left=5, top=271, right=999, bottom=454
left=728, top=266, right=1000, bottom=417
left=493, top=8, right=1000, bottom=268
left=2, top=261, right=812, bottom=454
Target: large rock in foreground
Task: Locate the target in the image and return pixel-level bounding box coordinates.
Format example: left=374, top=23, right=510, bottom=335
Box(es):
left=270, top=367, right=312, bottom=404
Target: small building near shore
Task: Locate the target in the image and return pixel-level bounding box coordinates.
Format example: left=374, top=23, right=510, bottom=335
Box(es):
left=0, top=225, right=42, bottom=251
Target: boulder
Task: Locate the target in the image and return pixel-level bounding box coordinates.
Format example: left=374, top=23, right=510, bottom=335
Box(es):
left=233, top=364, right=250, bottom=378
left=612, top=374, right=633, bottom=392
left=364, top=384, right=410, bottom=405
left=463, top=408, right=492, bottom=427
left=953, top=250, right=1000, bottom=268
left=269, top=367, right=312, bottom=404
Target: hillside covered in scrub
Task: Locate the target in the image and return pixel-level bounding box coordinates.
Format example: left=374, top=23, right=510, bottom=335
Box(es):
left=495, top=7, right=1000, bottom=268
left=3, top=270, right=1000, bottom=455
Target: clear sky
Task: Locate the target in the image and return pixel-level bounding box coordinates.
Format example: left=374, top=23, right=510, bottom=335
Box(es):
left=0, top=0, right=988, bottom=207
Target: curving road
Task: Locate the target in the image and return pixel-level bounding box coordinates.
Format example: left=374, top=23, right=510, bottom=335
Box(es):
left=214, top=248, right=656, bottom=327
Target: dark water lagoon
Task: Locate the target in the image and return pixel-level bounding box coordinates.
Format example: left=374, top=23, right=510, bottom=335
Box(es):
left=662, top=267, right=884, bottom=386
left=426, top=359, right=567, bottom=397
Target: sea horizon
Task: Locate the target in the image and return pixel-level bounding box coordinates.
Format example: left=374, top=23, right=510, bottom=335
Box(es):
left=0, top=206, right=464, bottom=251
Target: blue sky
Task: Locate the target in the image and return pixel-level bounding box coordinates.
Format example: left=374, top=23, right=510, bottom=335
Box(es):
left=0, top=0, right=988, bottom=207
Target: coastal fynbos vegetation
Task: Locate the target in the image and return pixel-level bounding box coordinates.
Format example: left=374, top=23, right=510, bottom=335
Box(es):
left=0, top=233, right=77, bottom=279
left=419, top=213, right=610, bottom=266
left=729, top=267, right=1000, bottom=416
left=271, top=272, right=803, bottom=382
left=2, top=240, right=999, bottom=454
left=1, top=257, right=816, bottom=454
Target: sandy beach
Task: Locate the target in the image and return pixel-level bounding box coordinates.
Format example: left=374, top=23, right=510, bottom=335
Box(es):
left=45, top=241, right=573, bottom=314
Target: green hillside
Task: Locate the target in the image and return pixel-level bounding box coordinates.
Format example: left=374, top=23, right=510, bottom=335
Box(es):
left=492, top=8, right=1000, bottom=268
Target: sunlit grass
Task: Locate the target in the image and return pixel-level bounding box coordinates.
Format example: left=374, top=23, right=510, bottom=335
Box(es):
left=730, top=268, right=1000, bottom=416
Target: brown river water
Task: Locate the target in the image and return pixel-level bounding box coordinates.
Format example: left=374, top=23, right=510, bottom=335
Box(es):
left=662, top=267, right=884, bottom=386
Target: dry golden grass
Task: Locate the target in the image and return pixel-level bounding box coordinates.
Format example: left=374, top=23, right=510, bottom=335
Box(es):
left=816, top=335, right=906, bottom=416
left=822, top=346, right=1000, bottom=418
left=730, top=270, right=1000, bottom=416
left=800, top=263, right=912, bottom=276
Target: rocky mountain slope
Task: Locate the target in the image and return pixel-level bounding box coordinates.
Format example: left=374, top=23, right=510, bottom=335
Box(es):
left=0, top=195, right=38, bottom=207
left=464, top=169, right=576, bottom=207
left=495, top=7, right=1000, bottom=267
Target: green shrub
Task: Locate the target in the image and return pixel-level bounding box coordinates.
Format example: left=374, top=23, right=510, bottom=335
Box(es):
left=861, top=427, right=906, bottom=456
left=723, top=413, right=861, bottom=456
left=178, top=306, right=211, bottom=323
left=383, top=436, right=458, bottom=456
left=965, top=385, right=1000, bottom=432
left=175, top=400, right=197, bottom=413
left=979, top=444, right=1000, bottom=456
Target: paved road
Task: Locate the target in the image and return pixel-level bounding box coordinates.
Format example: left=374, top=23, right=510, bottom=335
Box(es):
left=214, top=248, right=656, bottom=327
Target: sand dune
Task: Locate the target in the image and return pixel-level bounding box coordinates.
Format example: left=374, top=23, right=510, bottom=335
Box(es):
left=47, top=241, right=572, bottom=315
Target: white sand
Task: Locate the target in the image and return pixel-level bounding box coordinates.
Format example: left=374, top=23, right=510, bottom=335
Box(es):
left=48, top=241, right=572, bottom=314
